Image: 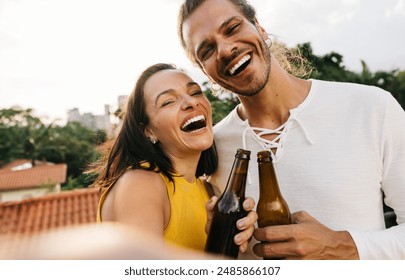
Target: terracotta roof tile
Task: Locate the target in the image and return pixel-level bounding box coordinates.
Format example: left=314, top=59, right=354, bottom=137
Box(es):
left=0, top=159, right=30, bottom=171
left=0, top=188, right=100, bottom=237
left=0, top=159, right=67, bottom=190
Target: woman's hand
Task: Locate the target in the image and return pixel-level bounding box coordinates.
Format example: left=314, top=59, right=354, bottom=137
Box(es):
left=235, top=197, right=257, bottom=253
left=205, top=196, right=257, bottom=253
left=205, top=196, right=218, bottom=234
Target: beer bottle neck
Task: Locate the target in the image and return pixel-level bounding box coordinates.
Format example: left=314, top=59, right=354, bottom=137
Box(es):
left=223, top=158, right=249, bottom=198
left=258, top=160, right=282, bottom=197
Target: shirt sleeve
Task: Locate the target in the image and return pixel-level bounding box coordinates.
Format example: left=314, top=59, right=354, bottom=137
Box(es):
left=348, top=92, right=405, bottom=259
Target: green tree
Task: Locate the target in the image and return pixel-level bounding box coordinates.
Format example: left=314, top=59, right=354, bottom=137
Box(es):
left=202, top=81, right=239, bottom=124
left=41, top=121, right=102, bottom=187
left=298, top=42, right=358, bottom=82
left=298, top=42, right=405, bottom=109
left=0, top=107, right=103, bottom=188
left=396, top=71, right=405, bottom=108
left=0, top=108, right=51, bottom=166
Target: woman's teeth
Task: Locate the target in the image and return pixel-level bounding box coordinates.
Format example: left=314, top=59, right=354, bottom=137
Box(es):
left=181, top=115, right=206, bottom=132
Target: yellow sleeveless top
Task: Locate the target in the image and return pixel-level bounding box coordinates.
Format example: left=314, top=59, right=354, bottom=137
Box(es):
left=97, top=172, right=209, bottom=251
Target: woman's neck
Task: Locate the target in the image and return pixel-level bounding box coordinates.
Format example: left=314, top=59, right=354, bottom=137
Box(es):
left=171, top=154, right=200, bottom=183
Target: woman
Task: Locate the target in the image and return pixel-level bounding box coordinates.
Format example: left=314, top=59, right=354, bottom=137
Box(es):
left=91, top=63, right=256, bottom=253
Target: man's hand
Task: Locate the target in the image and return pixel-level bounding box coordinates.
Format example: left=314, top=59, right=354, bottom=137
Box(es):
left=253, top=211, right=359, bottom=259
left=205, top=196, right=257, bottom=253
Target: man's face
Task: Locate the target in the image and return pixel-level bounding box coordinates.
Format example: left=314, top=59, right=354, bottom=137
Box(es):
left=182, top=0, right=271, bottom=97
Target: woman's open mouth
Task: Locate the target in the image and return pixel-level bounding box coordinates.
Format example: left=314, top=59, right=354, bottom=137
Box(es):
left=181, top=115, right=207, bottom=132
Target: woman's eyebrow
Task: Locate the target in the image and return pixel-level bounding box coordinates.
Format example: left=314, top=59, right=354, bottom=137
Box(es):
left=155, top=89, right=175, bottom=106
left=154, top=81, right=200, bottom=105
left=187, top=81, right=200, bottom=88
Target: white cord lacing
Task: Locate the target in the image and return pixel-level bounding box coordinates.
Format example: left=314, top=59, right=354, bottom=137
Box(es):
left=241, top=114, right=314, bottom=183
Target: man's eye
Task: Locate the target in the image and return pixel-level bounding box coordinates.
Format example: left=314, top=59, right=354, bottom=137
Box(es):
left=201, top=47, right=213, bottom=61
left=191, top=90, right=203, bottom=96
left=226, top=23, right=240, bottom=35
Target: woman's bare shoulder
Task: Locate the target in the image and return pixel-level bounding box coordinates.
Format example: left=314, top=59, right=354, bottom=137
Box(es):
left=105, top=169, right=167, bottom=211
left=104, top=169, right=170, bottom=231
left=119, top=168, right=163, bottom=184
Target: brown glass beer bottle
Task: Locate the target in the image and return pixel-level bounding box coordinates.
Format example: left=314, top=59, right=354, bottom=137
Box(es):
left=257, top=150, right=291, bottom=260
left=257, top=150, right=291, bottom=227
left=205, top=149, right=251, bottom=259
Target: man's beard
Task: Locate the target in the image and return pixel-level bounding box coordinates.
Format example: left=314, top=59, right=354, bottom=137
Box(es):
left=222, top=51, right=271, bottom=97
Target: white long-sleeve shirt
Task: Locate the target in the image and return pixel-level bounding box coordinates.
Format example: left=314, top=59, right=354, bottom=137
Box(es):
left=208, top=79, right=405, bottom=259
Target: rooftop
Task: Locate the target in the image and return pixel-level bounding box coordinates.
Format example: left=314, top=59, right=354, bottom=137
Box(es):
left=0, top=187, right=100, bottom=237
left=0, top=159, right=67, bottom=190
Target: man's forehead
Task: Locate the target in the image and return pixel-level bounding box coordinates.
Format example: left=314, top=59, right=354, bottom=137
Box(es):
left=182, top=0, right=242, bottom=47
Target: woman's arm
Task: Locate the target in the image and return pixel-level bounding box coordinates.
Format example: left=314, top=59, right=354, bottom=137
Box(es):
left=102, top=169, right=170, bottom=240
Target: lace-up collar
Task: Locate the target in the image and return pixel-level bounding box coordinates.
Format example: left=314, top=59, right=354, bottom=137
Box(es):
left=242, top=114, right=314, bottom=166
left=242, top=122, right=287, bottom=156
left=240, top=80, right=316, bottom=163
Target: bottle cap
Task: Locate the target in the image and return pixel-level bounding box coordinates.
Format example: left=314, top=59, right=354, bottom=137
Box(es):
left=257, top=150, right=272, bottom=162
left=236, top=148, right=251, bottom=160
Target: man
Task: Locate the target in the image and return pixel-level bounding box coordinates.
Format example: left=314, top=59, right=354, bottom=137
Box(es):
left=178, top=0, right=405, bottom=259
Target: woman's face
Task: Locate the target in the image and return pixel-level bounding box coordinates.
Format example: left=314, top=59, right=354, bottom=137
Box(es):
left=143, top=69, right=213, bottom=158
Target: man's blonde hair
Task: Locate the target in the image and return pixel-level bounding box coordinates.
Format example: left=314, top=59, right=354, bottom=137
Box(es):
left=271, top=38, right=313, bottom=78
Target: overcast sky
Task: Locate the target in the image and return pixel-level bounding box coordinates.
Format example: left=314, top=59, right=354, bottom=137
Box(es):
left=1, top=0, right=404, bottom=123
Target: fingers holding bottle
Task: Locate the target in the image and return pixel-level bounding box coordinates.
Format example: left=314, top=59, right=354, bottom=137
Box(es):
left=235, top=196, right=257, bottom=253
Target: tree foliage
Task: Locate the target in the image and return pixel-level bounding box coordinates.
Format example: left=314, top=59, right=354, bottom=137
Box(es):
left=0, top=108, right=103, bottom=188
left=297, top=42, right=405, bottom=109
left=202, top=81, right=240, bottom=125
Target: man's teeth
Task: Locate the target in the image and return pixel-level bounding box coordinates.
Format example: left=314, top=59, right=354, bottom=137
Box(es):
left=229, top=54, right=251, bottom=75
left=181, top=115, right=205, bottom=130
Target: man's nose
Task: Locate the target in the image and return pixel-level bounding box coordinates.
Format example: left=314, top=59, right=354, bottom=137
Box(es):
left=217, top=39, right=237, bottom=62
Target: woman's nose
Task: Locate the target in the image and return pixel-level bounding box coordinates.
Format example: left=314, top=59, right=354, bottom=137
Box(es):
left=181, top=95, right=199, bottom=110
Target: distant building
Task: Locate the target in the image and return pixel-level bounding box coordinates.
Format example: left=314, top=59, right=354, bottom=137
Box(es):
left=0, top=159, right=67, bottom=203
left=117, top=95, right=128, bottom=113
left=67, top=105, right=111, bottom=132
left=67, top=96, right=131, bottom=137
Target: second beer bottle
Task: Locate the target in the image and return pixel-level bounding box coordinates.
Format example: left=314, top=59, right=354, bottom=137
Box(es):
left=205, top=149, right=251, bottom=259
left=257, top=150, right=291, bottom=260
left=257, top=150, right=291, bottom=228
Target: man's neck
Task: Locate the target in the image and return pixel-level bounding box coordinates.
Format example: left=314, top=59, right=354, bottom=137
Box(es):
left=237, top=67, right=311, bottom=130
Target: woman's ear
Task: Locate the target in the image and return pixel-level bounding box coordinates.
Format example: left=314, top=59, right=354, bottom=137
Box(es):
left=144, top=126, right=152, bottom=138
left=144, top=127, right=158, bottom=144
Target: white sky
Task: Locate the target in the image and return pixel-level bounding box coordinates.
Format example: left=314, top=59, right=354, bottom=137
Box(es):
left=1, top=0, right=405, bottom=123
